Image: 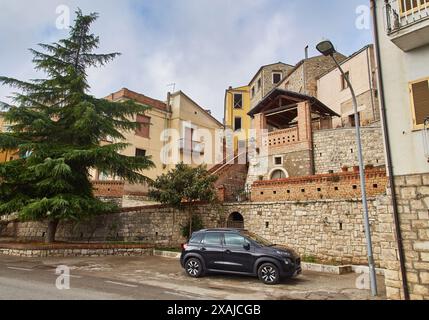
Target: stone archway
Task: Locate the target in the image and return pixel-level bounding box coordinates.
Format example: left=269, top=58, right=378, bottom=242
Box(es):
left=227, top=212, right=244, bottom=229
left=269, top=167, right=289, bottom=180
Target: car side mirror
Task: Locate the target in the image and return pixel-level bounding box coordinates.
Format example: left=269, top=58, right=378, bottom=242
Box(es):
left=243, top=242, right=251, bottom=251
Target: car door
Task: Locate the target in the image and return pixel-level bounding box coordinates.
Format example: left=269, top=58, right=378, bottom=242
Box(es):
left=222, top=233, right=255, bottom=273
left=200, top=232, right=225, bottom=270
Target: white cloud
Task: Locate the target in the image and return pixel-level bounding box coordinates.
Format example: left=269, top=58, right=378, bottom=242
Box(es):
left=0, top=0, right=372, bottom=122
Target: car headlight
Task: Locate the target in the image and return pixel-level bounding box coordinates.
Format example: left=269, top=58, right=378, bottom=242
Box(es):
left=276, top=250, right=292, bottom=257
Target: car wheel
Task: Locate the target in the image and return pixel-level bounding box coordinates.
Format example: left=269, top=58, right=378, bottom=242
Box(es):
left=185, top=258, right=204, bottom=278
left=258, top=263, right=280, bottom=285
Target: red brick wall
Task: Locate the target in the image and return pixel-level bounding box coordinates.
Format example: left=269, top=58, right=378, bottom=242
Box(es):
left=93, top=181, right=125, bottom=198
left=251, top=168, right=387, bottom=202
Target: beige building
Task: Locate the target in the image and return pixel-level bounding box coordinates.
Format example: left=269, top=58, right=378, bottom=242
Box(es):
left=249, top=62, right=294, bottom=108
left=92, top=88, right=223, bottom=198
left=317, top=45, right=380, bottom=128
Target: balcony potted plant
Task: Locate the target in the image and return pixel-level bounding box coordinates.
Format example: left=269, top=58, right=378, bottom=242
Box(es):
left=341, top=166, right=349, bottom=173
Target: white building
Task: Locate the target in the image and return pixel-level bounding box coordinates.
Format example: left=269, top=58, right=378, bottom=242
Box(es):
left=372, top=0, right=429, bottom=300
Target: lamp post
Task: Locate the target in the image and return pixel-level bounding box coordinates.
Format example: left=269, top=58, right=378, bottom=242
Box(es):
left=316, top=40, right=378, bottom=296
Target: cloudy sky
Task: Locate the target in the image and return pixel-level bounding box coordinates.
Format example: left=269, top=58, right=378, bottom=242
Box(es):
left=0, top=0, right=373, bottom=122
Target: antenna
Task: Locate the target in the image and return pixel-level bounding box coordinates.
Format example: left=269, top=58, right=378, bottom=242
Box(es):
left=166, top=83, right=176, bottom=93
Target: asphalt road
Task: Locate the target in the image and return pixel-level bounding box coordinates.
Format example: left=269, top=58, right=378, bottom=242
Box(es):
left=0, top=255, right=200, bottom=300
left=0, top=254, right=386, bottom=300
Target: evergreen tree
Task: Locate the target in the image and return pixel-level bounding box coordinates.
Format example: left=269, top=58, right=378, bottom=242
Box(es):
left=0, top=10, right=154, bottom=243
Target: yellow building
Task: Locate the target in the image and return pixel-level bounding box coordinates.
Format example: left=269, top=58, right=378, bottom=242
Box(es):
left=224, top=85, right=251, bottom=152
left=0, top=104, right=19, bottom=163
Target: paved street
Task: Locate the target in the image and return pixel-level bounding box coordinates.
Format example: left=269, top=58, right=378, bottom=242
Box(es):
left=0, top=254, right=386, bottom=300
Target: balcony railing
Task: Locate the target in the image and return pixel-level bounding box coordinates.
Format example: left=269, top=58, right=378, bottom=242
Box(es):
left=385, top=0, right=429, bottom=34
left=178, top=139, right=205, bottom=153
left=263, top=127, right=299, bottom=148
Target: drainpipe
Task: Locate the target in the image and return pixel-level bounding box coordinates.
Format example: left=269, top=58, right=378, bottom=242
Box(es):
left=370, top=0, right=410, bottom=300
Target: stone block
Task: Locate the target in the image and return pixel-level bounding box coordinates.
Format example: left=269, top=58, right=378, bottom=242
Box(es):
left=413, top=284, right=429, bottom=296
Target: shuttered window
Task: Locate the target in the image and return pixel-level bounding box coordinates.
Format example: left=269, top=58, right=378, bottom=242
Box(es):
left=136, top=115, right=151, bottom=138
left=410, top=78, right=429, bottom=128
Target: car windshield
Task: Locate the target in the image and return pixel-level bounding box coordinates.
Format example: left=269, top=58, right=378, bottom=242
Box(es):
left=241, top=231, right=274, bottom=247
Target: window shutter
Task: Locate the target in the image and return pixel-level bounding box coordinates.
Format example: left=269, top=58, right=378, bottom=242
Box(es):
left=136, top=115, right=151, bottom=138
left=411, top=79, right=429, bottom=126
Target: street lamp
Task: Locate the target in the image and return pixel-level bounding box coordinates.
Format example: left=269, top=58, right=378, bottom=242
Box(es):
left=317, top=40, right=378, bottom=297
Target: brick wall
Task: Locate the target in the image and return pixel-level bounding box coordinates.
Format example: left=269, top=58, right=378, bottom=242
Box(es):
left=313, top=125, right=385, bottom=174
left=251, top=169, right=388, bottom=202
left=92, top=181, right=125, bottom=198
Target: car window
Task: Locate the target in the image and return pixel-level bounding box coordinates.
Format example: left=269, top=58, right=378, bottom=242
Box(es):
left=189, top=233, right=203, bottom=244
left=241, top=231, right=273, bottom=247
left=224, top=233, right=247, bottom=247
left=203, top=232, right=223, bottom=246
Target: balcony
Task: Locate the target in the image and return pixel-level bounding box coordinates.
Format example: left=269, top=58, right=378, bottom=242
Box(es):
left=385, top=0, right=429, bottom=51
left=263, top=127, right=299, bottom=148
left=178, top=139, right=205, bottom=153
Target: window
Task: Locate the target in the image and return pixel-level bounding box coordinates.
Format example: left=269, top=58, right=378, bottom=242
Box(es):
left=136, top=115, right=151, bottom=138
left=224, top=233, right=247, bottom=247
left=203, top=232, right=222, bottom=246
left=234, top=117, right=242, bottom=131
left=189, top=233, right=203, bottom=244
left=410, top=78, right=429, bottom=128
left=251, top=86, right=255, bottom=97
left=272, top=72, right=282, bottom=84
left=274, top=156, right=283, bottom=166
left=135, top=148, right=146, bottom=157
left=348, top=113, right=361, bottom=127
left=257, top=78, right=262, bottom=91
left=341, top=71, right=350, bottom=90
left=233, top=93, right=243, bottom=109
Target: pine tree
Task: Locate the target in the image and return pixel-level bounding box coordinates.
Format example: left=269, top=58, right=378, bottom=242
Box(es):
left=0, top=10, right=154, bottom=243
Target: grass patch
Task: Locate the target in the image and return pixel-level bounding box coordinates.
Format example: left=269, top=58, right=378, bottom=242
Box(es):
left=302, top=255, right=318, bottom=264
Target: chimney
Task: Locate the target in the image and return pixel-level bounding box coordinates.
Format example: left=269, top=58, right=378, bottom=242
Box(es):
left=305, top=45, right=309, bottom=59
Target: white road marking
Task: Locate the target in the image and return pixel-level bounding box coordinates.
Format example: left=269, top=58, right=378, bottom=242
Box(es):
left=105, top=280, right=138, bottom=288
left=7, top=267, right=32, bottom=272
left=60, top=274, right=82, bottom=279
left=164, top=291, right=205, bottom=300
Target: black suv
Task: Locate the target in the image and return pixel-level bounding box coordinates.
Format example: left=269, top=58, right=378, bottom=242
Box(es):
left=180, top=229, right=301, bottom=285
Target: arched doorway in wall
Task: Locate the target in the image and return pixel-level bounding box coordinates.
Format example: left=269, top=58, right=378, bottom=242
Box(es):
left=269, top=168, right=289, bottom=180
left=227, top=212, right=244, bottom=229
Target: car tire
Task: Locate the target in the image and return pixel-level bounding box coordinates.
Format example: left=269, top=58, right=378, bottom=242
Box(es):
left=258, top=263, right=280, bottom=285
left=185, top=258, right=204, bottom=278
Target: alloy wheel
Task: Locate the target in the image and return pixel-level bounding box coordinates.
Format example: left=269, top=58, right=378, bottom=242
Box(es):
left=261, top=266, right=277, bottom=283
left=186, top=260, right=200, bottom=277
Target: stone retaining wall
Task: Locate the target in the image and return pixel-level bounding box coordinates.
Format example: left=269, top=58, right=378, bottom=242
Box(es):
left=0, top=247, right=152, bottom=258
left=1, top=199, right=387, bottom=266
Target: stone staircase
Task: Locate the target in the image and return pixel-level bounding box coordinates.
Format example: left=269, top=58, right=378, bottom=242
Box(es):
left=210, top=153, right=249, bottom=203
